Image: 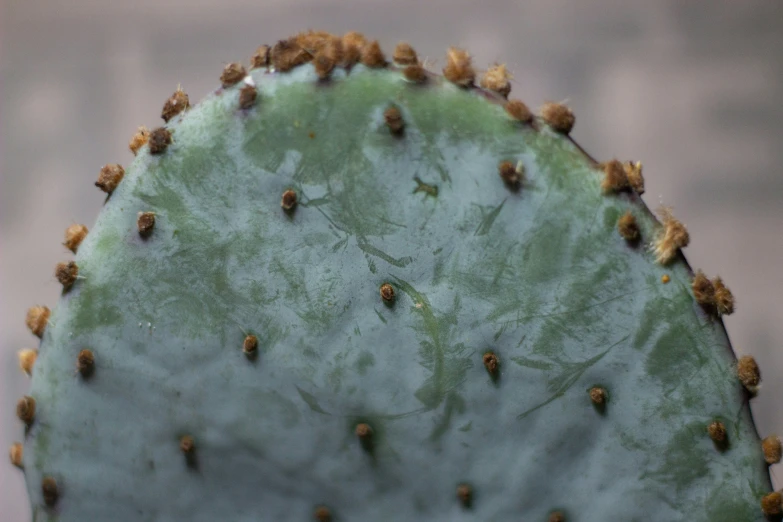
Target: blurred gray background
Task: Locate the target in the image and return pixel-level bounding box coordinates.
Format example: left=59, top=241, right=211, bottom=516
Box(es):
left=2, top=0, right=782, bottom=519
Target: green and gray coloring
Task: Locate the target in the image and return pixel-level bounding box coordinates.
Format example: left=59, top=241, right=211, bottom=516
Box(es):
left=11, top=30, right=783, bottom=522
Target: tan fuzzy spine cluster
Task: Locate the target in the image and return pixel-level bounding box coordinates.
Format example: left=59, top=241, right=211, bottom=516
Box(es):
left=652, top=207, right=689, bottom=265
left=384, top=106, right=404, bottom=135
left=443, top=47, right=475, bottom=86
left=161, top=86, right=190, bottom=122
left=624, top=161, right=644, bottom=194
left=762, top=436, right=782, bottom=465
left=220, top=63, right=247, bottom=88
left=761, top=492, right=782, bottom=516
left=128, top=126, right=150, bottom=155
left=149, top=127, right=172, bottom=155
left=505, top=99, right=533, bottom=124
left=360, top=40, right=387, bottom=68
left=480, top=63, right=512, bottom=98
left=313, top=36, right=344, bottom=80
left=601, top=160, right=630, bottom=194
left=691, top=270, right=735, bottom=317
left=271, top=38, right=312, bottom=72
left=55, top=261, right=79, bottom=290
left=95, top=164, right=125, bottom=194
left=392, top=42, right=418, bottom=65
left=540, top=102, right=575, bottom=134
left=483, top=352, right=499, bottom=375
left=25, top=306, right=50, bottom=338
left=16, top=396, right=35, bottom=425
left=63, top=224, right=88, bottom=253
left=9, top=443, right=23, bottom=469
left=250, top=45, right=270, bottom=69
left=737, top=355, right=760, bottom=390
left=341, top=31, right=367, bottom=69
left=617, top=211, right=640, bottom=242
left=18, top=349, right=38, bottom=376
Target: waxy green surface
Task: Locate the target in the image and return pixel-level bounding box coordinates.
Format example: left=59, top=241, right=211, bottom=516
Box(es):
left=24, top=64, right=770, bottom=521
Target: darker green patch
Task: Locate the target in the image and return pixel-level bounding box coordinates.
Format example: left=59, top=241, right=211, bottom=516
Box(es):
left=640, top=421, right=709, bottom=495
left=355, top=351, right=376, bottom=375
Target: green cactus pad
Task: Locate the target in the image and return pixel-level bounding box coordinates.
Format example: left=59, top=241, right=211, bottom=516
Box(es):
left=18, top=37, right=774, bottom=522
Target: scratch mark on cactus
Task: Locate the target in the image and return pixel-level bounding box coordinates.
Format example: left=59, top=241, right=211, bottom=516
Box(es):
left=357, top=240, right=414, bottom=268
left=302, top=196, right=332, bottom=207
left=494, top=288, right=644, bottom=328
left=295, top=385, right=330, bottom=415
left=413, top=176, right=438, bottom=197
left=391, top=277, right=472, bottom=439
left=516, top=335, right=627, bottom=419
left=474, top=199, right=506, bottom=236
left=511, top=356, right=556, bottom=371
left=374, top=309, right=388, bottom=324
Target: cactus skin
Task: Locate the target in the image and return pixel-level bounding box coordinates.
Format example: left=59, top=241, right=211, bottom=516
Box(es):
left=15, top=33, right=775, bottom=522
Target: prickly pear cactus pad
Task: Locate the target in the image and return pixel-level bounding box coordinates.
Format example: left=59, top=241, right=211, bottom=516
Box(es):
left=12, top=32, right=781, bottom=522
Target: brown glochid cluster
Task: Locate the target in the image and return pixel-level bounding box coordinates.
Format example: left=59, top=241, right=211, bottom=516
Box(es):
left=355, top=422, right=373, bottom=440
left=708, top=420, right=727, bottom=446
left=497, top=160, right=524, bottom=189
left=483, top=351, right=499, bottom=375
left=16, top=396, right=36, bottom=425
left=129, top=126, right=150, bottom=155
left=161, top=86, right=190, bottom=122
left=149, top=127, right=172, bottom=155
left=271, top=38, right=312, bottom=72
left=18, top=349, right=38, bottom=376
left=737, top=355, right=760, bottom=390
left=384, top=106, right=404, bottom=135
left=380, top=283, right=395, bottom=304
left=652, top=207, right=689, bottom=265
left=63, top=224, right=88, bottom=253
left=456, top=483, right=472, bottom=507
left=239, top=85, right=257, bottom=109
left=77, top=349, right=95, bottom=378
left=220, top=62, right=247, bottom=88
left=617, top=210, right=640, bottom=242
left=95, top=164, right=125, bottom=194
left=540, top=102, right=575, bottom=134
left=549, top=512, right=566, bottom=522
left=393, top=42, right=418, bottom=65
left=313, top=506, right=332, bottom=522
left=137, top=212, right=156, bottom=238
left=762, top=436, right=782, bottom=465
left=281, top=189, right=297, bottom=211
left=589, top=386, right=607, bottom=406
left=180, top=435, right=195, bottom=454
left=480, top=63, right=512, bottom=98
left=505, top=99, right=533, bottom=124
left=26, top=306, right=50, bottom=338
left=55, top=261, right=78, bottom=290
left=443, top=47, right=474, bottom=87
left=691, top=270, right=734, bottom=317
left=360, top=40, right=387, bottom=68
left=601, top=159, right=631, bottom=194
left=313, top=37, right=343, bottom=80
left=42, top=476, right=59, bottom=507
left=624, top=161, right=644, bottom=194
left=243, top=334, right=258, bottom=357
left=250, top=45, right=270, bottom=69
left=761, top=492, right=782, bottom=516
left=341, top=31, right=367, bottom=69
left=9, top=442, right=23, bottom=469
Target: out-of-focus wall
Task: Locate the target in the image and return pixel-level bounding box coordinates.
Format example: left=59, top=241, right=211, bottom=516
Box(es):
left=2, top=1, right=782, bottom=519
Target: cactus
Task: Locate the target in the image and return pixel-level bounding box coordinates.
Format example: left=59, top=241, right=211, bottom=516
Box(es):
left=11, top=30, right=781, bottom=521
